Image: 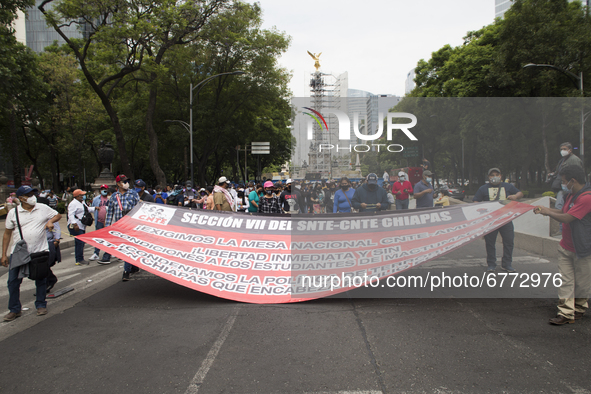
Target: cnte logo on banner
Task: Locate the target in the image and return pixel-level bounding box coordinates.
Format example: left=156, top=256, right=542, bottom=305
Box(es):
left=302, top=107, right=417, bottom=152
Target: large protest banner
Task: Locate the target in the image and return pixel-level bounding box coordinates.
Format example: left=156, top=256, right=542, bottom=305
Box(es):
left=77, top=201, right=533, bottom=303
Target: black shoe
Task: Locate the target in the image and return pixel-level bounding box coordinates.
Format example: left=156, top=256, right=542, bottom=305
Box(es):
left=122, top=271, right=130, bottom=282
left=130, top=266, right=140, bottom=274
left=46, top=283, right=56, bottom=293
left=549, top=315, right=575, bottom=325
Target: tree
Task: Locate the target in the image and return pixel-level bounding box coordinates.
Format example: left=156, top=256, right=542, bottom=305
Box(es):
left=39, top=0, right=230, bottom=182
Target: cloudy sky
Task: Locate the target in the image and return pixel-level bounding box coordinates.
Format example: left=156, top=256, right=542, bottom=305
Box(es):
left=254, top=0, right=495, bottom=97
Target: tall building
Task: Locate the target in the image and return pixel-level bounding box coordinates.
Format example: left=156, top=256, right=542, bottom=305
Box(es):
left=495, top=0, right=513, bottom=19
left=12, top=0, right=89, bottom=53
left=496, top=0, right=585, bottom=19
left=405, top=69, right=416, bottom=95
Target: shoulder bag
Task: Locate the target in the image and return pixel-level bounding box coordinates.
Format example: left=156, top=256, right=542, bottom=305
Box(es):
left=15, top=208, right=50, bottom=280
left=78, top=203, right=94, bottom=226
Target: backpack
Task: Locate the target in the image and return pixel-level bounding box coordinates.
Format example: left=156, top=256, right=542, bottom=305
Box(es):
left=78, top=204, right=94, bottom=226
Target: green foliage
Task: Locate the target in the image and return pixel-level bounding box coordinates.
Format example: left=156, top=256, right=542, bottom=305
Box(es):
left=56, top=201, right=66, bottom=214
left=405, top=0, right=591, bottom=189
left=542, top=191, right=556, bottom=197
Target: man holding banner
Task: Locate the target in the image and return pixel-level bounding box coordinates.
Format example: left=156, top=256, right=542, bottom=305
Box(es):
left=534, top=165, right=591, bottom=325
left=351, top=173, right=390, bottom=212
left=473, top=168, right=523, bottom=273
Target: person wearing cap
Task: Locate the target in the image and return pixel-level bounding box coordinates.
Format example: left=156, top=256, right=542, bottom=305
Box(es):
left=258, top=181, right=282, bottom=213
left=413, top=170, right=436, bottom=209
left=134, top=179, right=154, bottom=202
left=392, top=171, right=413, bottom=210
left=90, top=185, right=113, bottom=263
left=2, top=185, right=62, bottom=321
left=473, top=168, right=523, bottom=273
left=280, top=179, right=302, bottom=214
left=67, top=189, right=97, bottom=266
left=214, top=176, right=235, bottom=212
left=105, top=175, right=140, bottom=281
left=351, top=173, right=390, bottom=213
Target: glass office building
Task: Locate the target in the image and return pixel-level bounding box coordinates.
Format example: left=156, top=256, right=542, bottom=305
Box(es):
left=25, top=0, right=87, bottom=53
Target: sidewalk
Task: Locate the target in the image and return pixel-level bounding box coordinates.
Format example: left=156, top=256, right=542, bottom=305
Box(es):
left=0, top=210, right=96, bottom=251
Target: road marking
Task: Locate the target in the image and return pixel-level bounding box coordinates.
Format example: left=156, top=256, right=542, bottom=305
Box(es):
left=185, top=305, right=241, bottom=394
left=0, top=264, right=121, bottom=341
left=305, top=391, right=383, bottom=394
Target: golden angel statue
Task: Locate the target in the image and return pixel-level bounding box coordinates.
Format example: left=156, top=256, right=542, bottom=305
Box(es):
left=307, top=51, right=322, bottom=71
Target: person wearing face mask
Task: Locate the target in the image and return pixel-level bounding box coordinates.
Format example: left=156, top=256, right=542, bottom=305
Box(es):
left=548, top=142, right=584, bottom=210
left=351, top=173, right=390, bottom=213
left=1, top=186, right=62, bottom=321
left=90, top=184, right=113, bottom=263
left=280, top=179, right=302, bottom=214
left=333, top=177, right=356, bottom=213
left=258, top=181, right=281, bottom=213
left=392, top=171, right=413, bottom=210
left=153, top=185, right=167, bottom=204
left=67, top=189, right=97, bottom=266
left=413, top=170, right=436, bottom=209
left=248, top=184, right=263, bottom=213
left=534, top=165, right=591, bottom=325
left=473, top=168, right=523, bottom=272
left=105, top=174, right=140, bottom=281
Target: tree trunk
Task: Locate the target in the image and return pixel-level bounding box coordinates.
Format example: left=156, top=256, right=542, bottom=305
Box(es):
left=145, top=85, right=167, bottom=186
left=9, top=109, right=22, bottom=188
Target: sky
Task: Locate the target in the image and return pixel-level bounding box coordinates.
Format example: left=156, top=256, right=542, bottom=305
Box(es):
left=253, top=0, right=495, bottom=97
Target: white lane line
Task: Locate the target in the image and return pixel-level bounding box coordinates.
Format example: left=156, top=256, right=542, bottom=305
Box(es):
left=185, top=305, right=240, bottom=394
left=306, top=391, right=383, bottom=394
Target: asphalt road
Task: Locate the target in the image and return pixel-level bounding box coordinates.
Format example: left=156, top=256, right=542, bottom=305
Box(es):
left=0, top=241, right=590, bottom=394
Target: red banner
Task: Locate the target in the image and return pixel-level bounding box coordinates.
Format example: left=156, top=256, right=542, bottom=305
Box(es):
left=77, top=201, right=533, bottom=303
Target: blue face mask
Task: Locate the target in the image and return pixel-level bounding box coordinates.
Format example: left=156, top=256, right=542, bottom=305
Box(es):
left=426, top=177, right=432, bottom=183
left=562, top=181, right=573, bottom=193
left=82, top=195, right=87, bottom=201
left=101, top=190, right=108, bottom=196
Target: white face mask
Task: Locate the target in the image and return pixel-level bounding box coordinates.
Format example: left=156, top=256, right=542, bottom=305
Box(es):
left=26, top=196, right=37, bottom=206
left=560, top=149, right=569, bottom=157
left=121, top=183, right=129, bottom=190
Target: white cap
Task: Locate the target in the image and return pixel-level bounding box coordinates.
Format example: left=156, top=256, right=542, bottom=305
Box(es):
left=218, top=176, right=230, bottom=184
left=286, top=179, right=293, bottom=184
left=398, top=171, right=406, bottom=177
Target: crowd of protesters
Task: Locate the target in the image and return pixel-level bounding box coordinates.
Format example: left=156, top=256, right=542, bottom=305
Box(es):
left=3, top=142, right=590, bottom=326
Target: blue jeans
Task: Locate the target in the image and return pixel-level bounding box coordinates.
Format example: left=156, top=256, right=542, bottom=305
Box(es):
left=395, top=199, right=409, bottom=210
left=8, top=255, right=47, bottom=313
left=484, top=222, right=514, bottom=269
left=68, top=226, right=85, bottom=262
left=94, top=221, right=111, bottom=261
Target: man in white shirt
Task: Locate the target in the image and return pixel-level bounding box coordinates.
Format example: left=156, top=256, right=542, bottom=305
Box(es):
left=67, top=189, right=96, bottom=266
left=1, top=186, right=61, bottom=321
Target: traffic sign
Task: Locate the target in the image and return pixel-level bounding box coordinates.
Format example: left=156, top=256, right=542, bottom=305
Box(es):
left=251, top=142, right=270, bottom=155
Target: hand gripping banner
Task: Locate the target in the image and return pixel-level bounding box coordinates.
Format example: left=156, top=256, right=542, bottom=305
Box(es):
left=76, top=201, right=533, bottom=303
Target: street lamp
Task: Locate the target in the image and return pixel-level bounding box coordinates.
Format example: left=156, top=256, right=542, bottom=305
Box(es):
left=164, top=120, right=191, bottom=180
left=523, top=63, right=585, bottom=168
left=189, top=71, right=245, bottom=186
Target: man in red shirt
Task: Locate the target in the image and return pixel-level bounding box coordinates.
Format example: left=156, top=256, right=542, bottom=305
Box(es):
left=391, top=171, right=413, bottom=210
left=534, top=165, right=591, bottom=325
